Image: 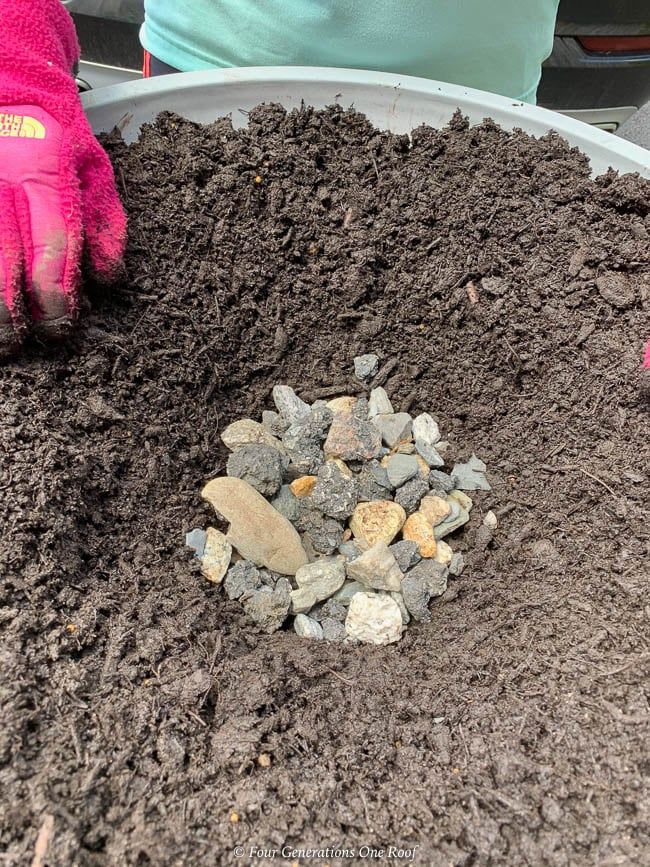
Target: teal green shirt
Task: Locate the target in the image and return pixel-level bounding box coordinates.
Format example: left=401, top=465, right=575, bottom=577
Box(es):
left=141, top=0, right=559, bottom=103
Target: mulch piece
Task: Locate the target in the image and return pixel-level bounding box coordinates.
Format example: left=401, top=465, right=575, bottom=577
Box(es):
left=1, top=104, right=649, bottom=865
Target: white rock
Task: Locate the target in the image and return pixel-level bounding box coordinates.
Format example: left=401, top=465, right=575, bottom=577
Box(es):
left=200, top=528, right=232, bottom=583
left=368, top=387, right=394, bottom=418
left=294, top=614, right=324, bottom=640
left=434, top=539, right=454, bottom=566
left=483, top=510, right=498, bottom=530
left=345, top=593, right=403, bottom=645
left=345, top=541, right=403, bottom=592
left=272, top=385, right=311, bottom=424
left=412, top=413, right=441, bottom=445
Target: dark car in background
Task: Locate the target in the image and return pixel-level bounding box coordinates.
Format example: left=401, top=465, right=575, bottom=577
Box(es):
left=69, top=0, right=650, bottom=132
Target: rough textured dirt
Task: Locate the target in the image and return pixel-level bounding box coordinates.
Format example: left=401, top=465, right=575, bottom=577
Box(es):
left=1, top=104, right=649, bottom=867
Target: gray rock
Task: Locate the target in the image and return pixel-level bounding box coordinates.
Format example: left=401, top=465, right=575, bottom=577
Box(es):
left=368, top=387, right=394, bottom=418
left=389, top=540, right=421, bottom=572
left=352, top=397, right=370, bottom=420
left=321, top=618, right=347, bottom=642
left=223, top=560, right=262, bottom=601
left=294, top=613, right=324, bottom=640
left=259, top=568, right=283, bottom=587
left=272, top=384, right=311, bottom=424
left=401, top=561, right=448, bottom=622
left=429, top=470, right=455, bottom=493
left=354, top=354, right=380, bottom=381
left=243, top=578, right=292, bottom=632
left=393, top=475, right=429, bottom=515
left=415, top=440, right=445, bottom=468
left=185, top=528, right=207, bottom=558
left=282, top=405, right=333, bottom=474
left=451, top=455, right=491, bottom=491
left=261, top=409, right=289, bottom=437
left=295, top=556, right=346, bottom=598
left=433, top=506, right=470, bottom=539
left=338, top=540, right=363, bottom=562
left=295, top=502, right=345, bottom=554
left=412, top=413, right=441, bottom=446
left=311, top=461, right=358, bottom=521
left=324, top=411, right=383, bottom=462
left=449, top=552, right=465, bottom=576
left=311, top=598, right=347, bottom=623
left=371, top=412, right=413, bottom=448
left=270, top=484, right=301, bottom=523
left=346, top=541, right=403, bottom=592
left=385, top=454, right=419, bottom=488
left=356, top=459, right=394, bottom=501
left=332, top=580, right=366, bottom=606
left=226, top=443, right=287, bottom=497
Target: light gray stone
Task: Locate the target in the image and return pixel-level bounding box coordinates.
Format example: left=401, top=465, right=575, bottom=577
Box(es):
left=226, top=443, right=287, bottom=497
left=433, top=506, right=470, bottom=539
left=389, top=540, right=421, bottom=572
left=401, top=561, right=448, bottom=622
left=385, top=454, right=419, bottom=488
left=451, top=456, right=491, bottom=491
left=294, top=556, right=346, bottom=605
left=345, top=541, right=403, bottom=592
left=345, top=592, right=403, bottom=645
left=243, top=578, right=292, bottom=633
left=272, top=384, right=311, bottom=424
left=294, top=614, right=324, bottom=640
left=393, top=475, right=429, bottom=515
left=185, top=528, right=206, bottom=559
left=354, top=354, right=379, bottom=382
left=310, top=598, right=347, bottom=623
left=412, top=413, right=441, bottom=445
left=311, top=461, right=358, bottom=521
left=483, top=510, right=498, bottom=530
left=368, top=387, right=394, bottom=418
left=224, top=561, right=261, bottom=601
left=338, top=540, right=363, bottom=562
left=221, top=418, right=286, bottom=453
left=371, top=412, right=413, bottom=448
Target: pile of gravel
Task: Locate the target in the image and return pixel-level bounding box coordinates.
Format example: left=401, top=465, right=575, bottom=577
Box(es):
left=188, top=355, right=491, bottom=645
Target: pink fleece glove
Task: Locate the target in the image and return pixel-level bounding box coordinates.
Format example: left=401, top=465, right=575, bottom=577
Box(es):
left=0, top=0, right=126, bottom=353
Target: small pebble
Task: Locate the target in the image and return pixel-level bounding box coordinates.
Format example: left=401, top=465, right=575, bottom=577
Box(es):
left=415, top=439, right=445, bottom=468
left=311, top=461, right=359, bottom=520
left=185, top=528, right=207, bottom=559
left=385, top=453, right=419, bottom=488
left=483, top=510, right=498, bottom=530
left=419, top=495, right=451, bottom=527
left=326, top=396, right=357, bottom=414
left=243, top=578, right=292, bottom=633
left=200, top=528, right=232, bottom=584
left=321, top=618, right=347, bottom=642
left=349, top=500, right=406, bottom=547
left=368, top=387, right=394, bottom=418
left=261, top=409, right=289, bottom=437
left=289, top=475, right=317, bottom=497
left=402, top=512, right=437, bottom=558
left=389, top=540, right=421, bottom=572
left=449, top=552, right=465, bottom=576
left=401, top=560, right=448, bottom=622
left=221, top=418, right=285, bottom=453
left=354, top=354, right=380, bottom=381
left=393, top=474, right=429, bottom=515
left=412, top=413, right=440, bottom=446
left=434, top=539, right=454, bottom=566
left=272, top=384, right=311, bottom=424
left=270, top=484, right=300, bottom=523
left=451, top=456, right=491, bottom=491
left=429, top=469, right=455, bottom=493
left=332, top=580, right=366, bottom=606
left=371, top=412, right=413, bottom=448
left=346, top=541, right=403, bottom=592
left=226, top=443, right=286, bottom=497
left=294, top=613, right=324, bottom=640
left=224, top=561, right=261, bottom=600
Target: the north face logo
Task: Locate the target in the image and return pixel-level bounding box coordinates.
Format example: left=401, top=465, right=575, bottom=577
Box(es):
left=0, top=113, right=46, bottom=138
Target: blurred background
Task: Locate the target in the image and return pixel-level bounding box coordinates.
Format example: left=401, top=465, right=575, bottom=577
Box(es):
left=67, top=0, right=650, bottom=148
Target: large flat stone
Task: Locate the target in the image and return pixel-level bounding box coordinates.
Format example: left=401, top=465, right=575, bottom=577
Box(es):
left=202, top=476, right=308, bottom=575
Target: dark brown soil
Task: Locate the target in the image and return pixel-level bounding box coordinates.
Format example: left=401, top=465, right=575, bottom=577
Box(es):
left=1, top=104, right=649, bottom=867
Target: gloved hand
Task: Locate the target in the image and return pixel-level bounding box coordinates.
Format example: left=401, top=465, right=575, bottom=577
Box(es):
left=0, top=0, right=126, bottom=355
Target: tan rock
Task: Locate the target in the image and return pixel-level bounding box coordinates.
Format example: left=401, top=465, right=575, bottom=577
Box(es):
left=402, top=512, right=437, bottom=558
left=415, top=455, right=431, bottom=478
left=326, top=395, right=358, bottom=414
left=221, top=419, right=285, bottom=453
left=448, top=489, right=473, bottom=512
left=290, top=475, right=317, bottom=497
left=202, top=477, right=308, bottom=575
left=419, top=495, right=451, bottom=527
left=200, top=527, right=232, bottom=583
left=349, top=500, right=406, bottom=547
left=434, top=539, right=453, bottom=566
